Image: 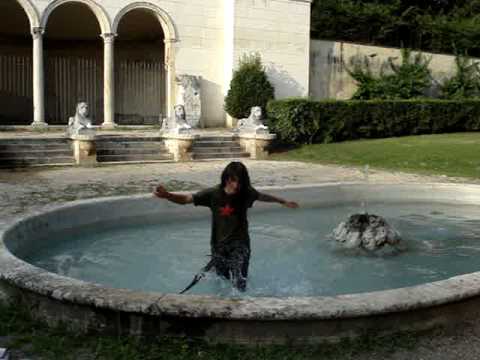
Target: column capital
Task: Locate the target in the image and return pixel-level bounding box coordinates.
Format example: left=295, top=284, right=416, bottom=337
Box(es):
left=101, top=33, right=117, bottom=44
left=31, top=27, right=45, bottom=39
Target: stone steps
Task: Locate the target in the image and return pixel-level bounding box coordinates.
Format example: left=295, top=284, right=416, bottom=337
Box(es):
left=0, top=138, right=70, bottom=144
left=96, top=142, right=167, bottom=150
left=0, top=132, right=256, bottom=166
left=96, top=154, right=173, bottom=162
left=191, top=136, right=249, bottom=160
left=0, top=157, right=75, bottom=168
left=193, top=146, right=245, bottom=153
left=95, top=137, right=173, bottom=163
left=0, top=149, right=73, bottom=158
left=96, top=148, right=168, bottom=156
left=0, top=138, right=74, bottom=168
left=0, top=143, right=70, bottom=151
left=192, top=152, right=250, bottom=160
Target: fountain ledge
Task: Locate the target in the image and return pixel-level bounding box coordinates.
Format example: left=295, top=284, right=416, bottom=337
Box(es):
left=2, top=183, right=480, bottom=343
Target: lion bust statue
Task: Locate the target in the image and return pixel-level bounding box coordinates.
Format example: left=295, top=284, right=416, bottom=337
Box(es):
left=236, top=106, right=269, bottom=134
left=66, top=102, right=96, bottom=137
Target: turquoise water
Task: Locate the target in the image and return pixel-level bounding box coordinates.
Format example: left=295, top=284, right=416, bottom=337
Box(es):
left=25, top=202, right=480, bottom=297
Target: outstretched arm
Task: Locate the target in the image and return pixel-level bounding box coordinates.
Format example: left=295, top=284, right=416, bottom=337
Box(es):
left=257, top=192, right=299, bottom=209
left=154, top=185, right=193, bottom=205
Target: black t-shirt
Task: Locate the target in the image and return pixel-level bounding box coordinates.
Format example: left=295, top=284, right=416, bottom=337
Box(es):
left=193, top=185, right=259, bottom=255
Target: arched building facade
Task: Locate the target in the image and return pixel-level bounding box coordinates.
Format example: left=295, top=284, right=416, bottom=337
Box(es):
left=0, top=0, right=312, bottom=128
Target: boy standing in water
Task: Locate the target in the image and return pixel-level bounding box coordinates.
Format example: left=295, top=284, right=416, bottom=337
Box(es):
left=154, top=161, right=298, bottom=291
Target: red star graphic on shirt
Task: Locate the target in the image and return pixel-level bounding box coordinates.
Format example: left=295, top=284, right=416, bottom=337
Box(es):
left=219, top=204, right=235, bottom=217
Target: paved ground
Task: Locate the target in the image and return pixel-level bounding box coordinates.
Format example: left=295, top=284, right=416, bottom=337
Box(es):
left=1, top=159, right=480, bottom=359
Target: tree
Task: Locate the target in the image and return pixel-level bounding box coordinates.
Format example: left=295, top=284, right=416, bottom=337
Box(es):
left=224, top=53, right=275, bottom=119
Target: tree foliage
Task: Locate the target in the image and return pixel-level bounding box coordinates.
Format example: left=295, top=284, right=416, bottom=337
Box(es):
left=224, top=53, right=275, bottom=119
left=311, top=0, right=480, bottom=57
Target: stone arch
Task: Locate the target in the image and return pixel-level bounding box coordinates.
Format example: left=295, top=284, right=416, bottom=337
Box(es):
left=113, top=2, right=178, bottom=118
left=112, top=2, right=177, bottom=41
left=40, top=0, right=111, bottom=34
left=14, top=0, right=40, bottom=28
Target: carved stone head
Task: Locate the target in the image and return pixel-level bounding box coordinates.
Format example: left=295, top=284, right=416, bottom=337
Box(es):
left=174, top=104, right=186, bottom=121
left=250, top=106, right=262, bottom=123
left=76, top=102, right=89, bottom=119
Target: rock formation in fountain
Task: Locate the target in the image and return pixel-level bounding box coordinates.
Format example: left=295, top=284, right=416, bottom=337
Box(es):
left=333, top=213, right=401, bottom=251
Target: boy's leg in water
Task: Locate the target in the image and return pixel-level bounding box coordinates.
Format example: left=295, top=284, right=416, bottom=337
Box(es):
left=214, top=257, right=231, bottom=280
left=229, top=248, right=250, bottom=291
left=213, top=247, right=250, bottom=291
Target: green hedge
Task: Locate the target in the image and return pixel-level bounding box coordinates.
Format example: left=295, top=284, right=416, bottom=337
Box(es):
left=266, top=99, right=480, bottom=145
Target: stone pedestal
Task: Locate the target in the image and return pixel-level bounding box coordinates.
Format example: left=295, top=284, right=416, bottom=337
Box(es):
left=30, top=122, right=48, bottom=131
left=226, top=114, right=237, bottom=128
left=162, top=133, right=197, bottom=162
left=71, top=134, right=97, bottom=166
left=237, top=133, right=276, bottom=160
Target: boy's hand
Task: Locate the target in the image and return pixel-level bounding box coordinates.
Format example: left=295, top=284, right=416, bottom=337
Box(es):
left=283, top=201, right=299, bottom=209
left=154, top=185, right=170, bottom=199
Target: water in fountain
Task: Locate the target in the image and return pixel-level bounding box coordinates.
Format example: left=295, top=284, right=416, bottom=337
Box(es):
left=23, top=202, right=480, bottom=298
left=332, top=164, right=402, bottom=251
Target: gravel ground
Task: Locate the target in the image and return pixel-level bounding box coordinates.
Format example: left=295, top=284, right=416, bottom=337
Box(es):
left=1, top=159, right=480, bottom=359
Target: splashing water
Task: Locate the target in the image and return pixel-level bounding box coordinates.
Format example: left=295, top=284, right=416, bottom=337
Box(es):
left=361, top=165, right=370, bottom=214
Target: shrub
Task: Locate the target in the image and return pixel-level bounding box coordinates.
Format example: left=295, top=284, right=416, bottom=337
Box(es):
left=267, top=98, right=480, bottom=145
left=441, top=55, right=480, bottom=99
left=224, top=53, right=275, bottom=119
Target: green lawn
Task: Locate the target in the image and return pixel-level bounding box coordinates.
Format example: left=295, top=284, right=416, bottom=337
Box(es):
left=0, top=303, right=420, bottom=360
left=270, top=133, right=480, bottom=179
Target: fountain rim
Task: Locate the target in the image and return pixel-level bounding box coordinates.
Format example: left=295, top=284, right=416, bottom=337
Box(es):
left=2, top=182, right=480, bottom=321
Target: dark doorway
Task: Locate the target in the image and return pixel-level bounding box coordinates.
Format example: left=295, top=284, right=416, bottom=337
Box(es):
left=44, top=3, right=103, bottom=124
left=0, top=0, right=33, bottom=125
left=116, top=9, right=166, bottom=125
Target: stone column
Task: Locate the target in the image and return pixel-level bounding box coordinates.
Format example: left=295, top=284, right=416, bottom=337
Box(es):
left=224, top=0, right=235, bottom=128
left=31, top=27, right=47, bottom=128
left=101, top=33, right=116, bottom=129
left=164, top=38, right=176, bottom=120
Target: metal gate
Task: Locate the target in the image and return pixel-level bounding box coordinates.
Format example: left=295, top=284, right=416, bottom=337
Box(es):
left=115, top=59, right=166, bottom=125
left=45, top=56, right=166, bottom=125
left=45, top=56, right=103, bottom=125
left=0, top=54, right=33, bottom=125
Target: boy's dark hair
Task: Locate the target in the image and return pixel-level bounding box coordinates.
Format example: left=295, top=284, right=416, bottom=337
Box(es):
left=221, top=161, right=252, bottom=196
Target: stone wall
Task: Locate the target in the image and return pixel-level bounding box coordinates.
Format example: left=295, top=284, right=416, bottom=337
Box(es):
left=231, top=0, right=311, bottom=100
left=309, top=40, right=460, bottom=100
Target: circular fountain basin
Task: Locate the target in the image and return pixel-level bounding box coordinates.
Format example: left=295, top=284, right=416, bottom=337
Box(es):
left=2, top=183, right=480, bottom=344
